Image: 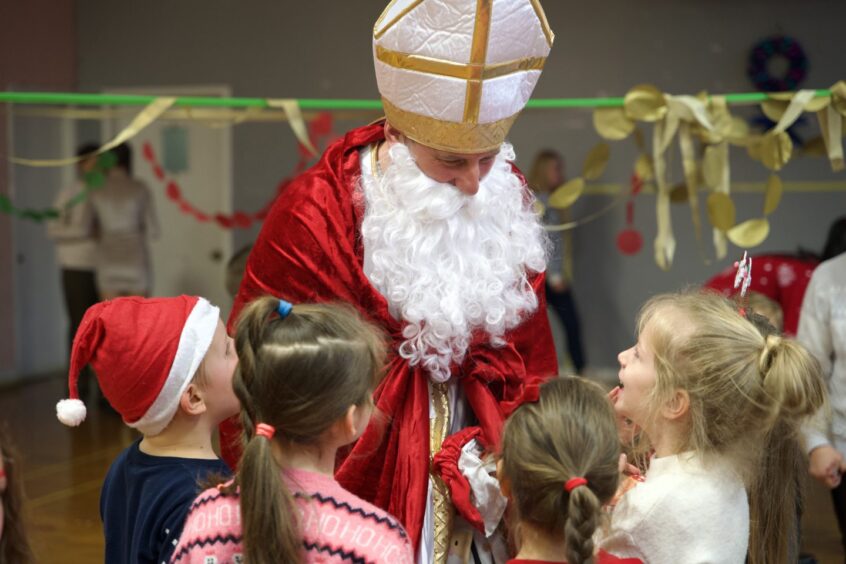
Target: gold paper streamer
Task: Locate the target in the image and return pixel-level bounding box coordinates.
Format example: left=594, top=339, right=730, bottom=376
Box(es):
left=678, top=121, right=705, bottom=257
left=763, top=175, right=783, bottom=215
left=832, top=81, right=846, bottom=117
left=759, top=132, right=793, bottom=171
left=549, top=177, right=585, bottom=209
left=10, top=97, right=177, bottom=166
left=593, top=107, right=635, bottom=140
left=728, top=218, right=770, bottom=247
left=652, top=118, right=674, bottom=270
left=707, top=192, right=736, bottom=232
left=773, top=90, right=817, bottom=134
left=266, top=98, right=318, bottom=157
left=635, top=153, right=654, bottom=181
left=624, top=84, right=667, bottom=122
left=817, top=105, right=845, bottom=172
left=582, top=142, right=610, bottom=180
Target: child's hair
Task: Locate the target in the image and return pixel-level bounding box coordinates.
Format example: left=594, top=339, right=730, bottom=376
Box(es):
left=230, top=296, right=387, bottom=564
left=636, top=290, right=826, bottom=563
left=0, top=424, right=34, bottom=564
left=745, top=291, right=783, bottom=332
left=500, top=377, right=620, bottom=564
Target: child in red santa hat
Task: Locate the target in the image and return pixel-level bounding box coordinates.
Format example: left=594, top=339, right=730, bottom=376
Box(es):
left=56, top=295, right=240, bottom=564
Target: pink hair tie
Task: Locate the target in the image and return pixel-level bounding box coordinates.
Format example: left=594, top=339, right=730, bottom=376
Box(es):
left=255, top=423, right=276, bottom=440
left=565, top=477, right=588, bottom=492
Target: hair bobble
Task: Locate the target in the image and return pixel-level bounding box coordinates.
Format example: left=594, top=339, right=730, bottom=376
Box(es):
left=564, top=477, right=588, bottom=493
left=276, top=299, right=293, bottom=319
left=255, top=423, right=276, bottom=440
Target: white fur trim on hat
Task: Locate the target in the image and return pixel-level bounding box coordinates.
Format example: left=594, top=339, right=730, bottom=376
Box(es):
left=128, top=297, right=220, bottom=436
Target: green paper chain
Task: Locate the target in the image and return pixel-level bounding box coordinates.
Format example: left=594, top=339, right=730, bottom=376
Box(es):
left=1, top=151, right=115, bottom=222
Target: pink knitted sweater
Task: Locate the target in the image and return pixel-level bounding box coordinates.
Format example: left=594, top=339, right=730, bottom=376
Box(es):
left=170, top=468, right=413, bottom=563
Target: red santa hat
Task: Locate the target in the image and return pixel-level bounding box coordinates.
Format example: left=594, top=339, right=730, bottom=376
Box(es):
left=56, top=295, right=220, bottom=436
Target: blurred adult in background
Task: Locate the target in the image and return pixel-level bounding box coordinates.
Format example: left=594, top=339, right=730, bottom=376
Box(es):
left=528, top=149, right=587, bottom=373
left=797, top=216, right=846, bottom=553
left=89, top=143, right=158, bottom=300
left=46, top=142, right=100, bottom=399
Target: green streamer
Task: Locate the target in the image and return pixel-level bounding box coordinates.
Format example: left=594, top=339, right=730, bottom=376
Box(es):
left=0, top=89, right=833, bottom=110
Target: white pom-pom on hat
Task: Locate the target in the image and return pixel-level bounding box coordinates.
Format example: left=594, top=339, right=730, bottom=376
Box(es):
left=56, top=398, right=87, bottom=426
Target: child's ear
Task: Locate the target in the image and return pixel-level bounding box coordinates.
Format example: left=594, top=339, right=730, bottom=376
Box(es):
left=179, top=383, right=207, bottom=416
left=662, top=389, right=690, bottom=421
left=496, top=459, right=512, bottom=498
left=342, top=405, right=360, bottom=439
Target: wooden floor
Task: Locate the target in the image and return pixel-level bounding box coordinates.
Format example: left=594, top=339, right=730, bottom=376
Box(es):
left=1, top=375, right=844, bottom=563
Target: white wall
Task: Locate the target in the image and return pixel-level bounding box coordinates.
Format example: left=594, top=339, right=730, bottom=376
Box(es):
left=75, top=0, right=846, bottom=368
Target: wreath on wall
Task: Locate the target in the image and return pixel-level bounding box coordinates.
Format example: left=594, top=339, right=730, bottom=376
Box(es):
left=747, top=35, right=808, bottom=92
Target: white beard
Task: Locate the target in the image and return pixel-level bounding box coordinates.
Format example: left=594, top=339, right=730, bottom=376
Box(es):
left=359, top=142, right=548, bottom=383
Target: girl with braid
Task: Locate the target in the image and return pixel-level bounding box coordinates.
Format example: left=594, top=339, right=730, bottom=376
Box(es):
left=497, top=376, right=642, bottom=564
left=602, top=291, right=827, bottom=563
left=170, top=296, right=413, bottom=564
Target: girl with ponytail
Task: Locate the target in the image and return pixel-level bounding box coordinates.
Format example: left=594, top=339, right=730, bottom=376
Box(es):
left=498, top=376, right=642, bottom=564
left=171, top=296, right=413, bottom=564
left=602, top=290, right=826, bottom=563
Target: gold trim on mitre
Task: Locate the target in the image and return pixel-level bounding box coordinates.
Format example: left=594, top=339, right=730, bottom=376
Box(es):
left=374, top=0, right=425, bottom=39
left=383, top=98, right=519, bottom=153
left=529, top=0, right=555, bottom=47
left=375, top=45, right=546, bottom=81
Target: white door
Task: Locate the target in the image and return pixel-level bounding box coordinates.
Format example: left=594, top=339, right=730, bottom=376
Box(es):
left=103, top=86, right=233, bottom=317
left=8, top=109, right=75, bottom=378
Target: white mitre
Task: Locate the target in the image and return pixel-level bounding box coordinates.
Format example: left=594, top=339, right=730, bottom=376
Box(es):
left=373, top=0, right=554, bottom=154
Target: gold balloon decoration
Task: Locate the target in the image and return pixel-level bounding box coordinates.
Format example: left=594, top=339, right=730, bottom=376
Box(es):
left=582, top=142, right=611, bottom=180
left=624, top=84, right=668, bottom=122
left=727, top=218, right=770, bottom=247
left=759, top=131, right=793, bottom=171
left=593, top=108, right=635, bottom=140
left=707, top=193, right=736, bottom=232
left=549, top=178, right=585, bottom=209
left=763, top=175, right=783, bottom=215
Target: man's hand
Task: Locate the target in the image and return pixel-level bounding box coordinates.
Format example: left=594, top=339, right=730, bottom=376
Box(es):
left=809, top=445, right=846, bottom=488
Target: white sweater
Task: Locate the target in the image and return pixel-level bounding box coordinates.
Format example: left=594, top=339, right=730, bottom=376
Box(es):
left=601, top=452, right=749, bottom=564
left=798, top=253, right=846, bottom=455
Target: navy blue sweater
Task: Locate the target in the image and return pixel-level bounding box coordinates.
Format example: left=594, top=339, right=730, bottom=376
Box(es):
left=100, top=439, right=230, bottom=564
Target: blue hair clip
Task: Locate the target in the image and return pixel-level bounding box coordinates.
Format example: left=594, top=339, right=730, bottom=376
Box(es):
left=276, top=299, right=293, bottom=319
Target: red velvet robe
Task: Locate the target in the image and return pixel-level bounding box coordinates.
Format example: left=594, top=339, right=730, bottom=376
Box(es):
left=221, top=122, right=558, bottom=551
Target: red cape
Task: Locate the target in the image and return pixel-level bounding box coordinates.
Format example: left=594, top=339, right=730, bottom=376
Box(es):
left=222, top=123, right=558, bottom=550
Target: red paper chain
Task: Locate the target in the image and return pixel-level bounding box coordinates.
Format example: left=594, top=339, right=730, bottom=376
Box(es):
left=142, top=112, right=338, bottom=230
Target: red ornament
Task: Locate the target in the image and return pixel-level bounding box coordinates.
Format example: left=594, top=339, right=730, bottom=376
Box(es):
left=617, top=229, right=643, bottom=255
left=153, top=165, right=165, bottom=181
